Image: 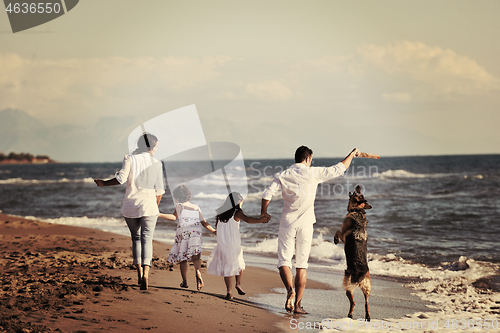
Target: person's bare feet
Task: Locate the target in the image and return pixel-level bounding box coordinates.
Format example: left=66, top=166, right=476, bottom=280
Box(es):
left=225, top=293, right=233, bottom=300
left=180, top=281, right=189, bottom=288
left=235, top=286, right=246, bottom=295
left=285, top=289, right=295, bottom=313
left=196, top=270, right=204, bottom=291
left=294, top=306, right=308, bottom=314
left=140, top=276, right=148, bottom=290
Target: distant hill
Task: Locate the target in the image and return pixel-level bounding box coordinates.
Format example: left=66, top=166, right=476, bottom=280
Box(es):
left=0, top=152, right=55, bottom=164
left=0, top=108, right=51, bottom=155
left=0, top=108, right=135, bottom=162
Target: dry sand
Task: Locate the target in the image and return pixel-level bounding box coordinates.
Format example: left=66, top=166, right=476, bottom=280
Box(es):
left=0, top=214, right=330, bottom=333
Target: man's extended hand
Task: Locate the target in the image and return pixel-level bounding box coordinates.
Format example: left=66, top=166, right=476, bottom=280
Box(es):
left=261, top=213, right=271, bottom=223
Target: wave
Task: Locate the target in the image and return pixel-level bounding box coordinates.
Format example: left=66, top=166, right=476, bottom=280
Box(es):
left=200, top=178, right=248, bottom=186
left=244, top=234, right=345, bottom=261
left=193, top=192, right=229, bottom=200
left=39, top=216, right=127, bottom=231
left=244, top=238, right=278, bottom=254
left=373, top=169, right=454, bottom=180
left=39, top=215, right=182, bottom=243
left=464, top=174, right=485, bottom=180
left=363, top=255, right=500, bottom=325
left=0, top=177, right=95, bottom=185
left=243, top=191, right=266, bottom=202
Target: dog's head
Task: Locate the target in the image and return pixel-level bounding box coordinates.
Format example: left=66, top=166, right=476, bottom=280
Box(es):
left=348, top=186, right=372, bottom=212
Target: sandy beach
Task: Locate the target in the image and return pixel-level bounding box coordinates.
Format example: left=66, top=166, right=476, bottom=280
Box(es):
left=0, top=213, right=327, bottom=333
left=6, top=211, right=500, bottom=333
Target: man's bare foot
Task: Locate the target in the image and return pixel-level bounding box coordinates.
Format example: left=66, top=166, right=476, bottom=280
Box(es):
left=180, top=281, right=188, bottom=288
left=285, top=289, right=295, bottom=313
left=225, top=293, right=233, bottom=300
left=294, top=306, right=308, bottom=314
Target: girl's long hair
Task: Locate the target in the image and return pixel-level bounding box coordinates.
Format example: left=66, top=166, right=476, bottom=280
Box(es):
left=215, top=192, right=243, bottom=226
left=133, top=133, right=159, bottom=154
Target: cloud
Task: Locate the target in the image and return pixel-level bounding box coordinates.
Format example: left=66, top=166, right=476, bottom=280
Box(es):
left=356, top=40, right=500, bottom=96
left=245, top=80, right=294, bottom=101
left=293, top=56, right=349, bottom=73
left=0, top=53, right=231, bottom=123
left=382, top=92, right=412, bottom=103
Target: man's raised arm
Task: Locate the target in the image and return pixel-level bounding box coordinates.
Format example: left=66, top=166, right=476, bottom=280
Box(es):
left=341, top=148, right=360, bottom=169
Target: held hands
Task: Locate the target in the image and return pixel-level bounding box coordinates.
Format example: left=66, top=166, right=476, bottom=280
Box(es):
left=260, top=213, right=271, bottom=224
left=94, top=179, right=104, bottom=187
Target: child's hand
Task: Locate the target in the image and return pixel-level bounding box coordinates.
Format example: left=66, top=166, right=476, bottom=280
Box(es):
left=158, top=213, right=176, bottom=221
left=213, top=229, right=217, bottom=236
left=260, top=213, right=271, bottom=223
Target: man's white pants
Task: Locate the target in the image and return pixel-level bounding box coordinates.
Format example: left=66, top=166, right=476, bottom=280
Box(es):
left=277, top=224, right=314, bottom=269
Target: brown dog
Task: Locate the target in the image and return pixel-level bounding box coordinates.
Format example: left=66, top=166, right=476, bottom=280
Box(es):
left=334, top=185, right=372, bottom=321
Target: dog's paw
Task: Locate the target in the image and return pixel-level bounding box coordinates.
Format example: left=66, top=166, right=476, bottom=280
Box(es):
left=334, top=235, right=340, bottom=244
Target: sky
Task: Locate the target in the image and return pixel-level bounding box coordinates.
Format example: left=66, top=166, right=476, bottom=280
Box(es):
left=1, top=0, right=499, bottom=162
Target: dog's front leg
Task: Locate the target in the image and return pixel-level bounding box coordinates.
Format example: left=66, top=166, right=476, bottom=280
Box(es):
left=335, top=217, right=354, bottom=244
left=334, top=230, right=344, bottom=244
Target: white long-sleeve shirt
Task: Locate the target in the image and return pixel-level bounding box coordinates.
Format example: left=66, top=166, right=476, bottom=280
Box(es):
left=115, top=153, right=165, bottom=218
left=262, top=162, right=346, bottom=228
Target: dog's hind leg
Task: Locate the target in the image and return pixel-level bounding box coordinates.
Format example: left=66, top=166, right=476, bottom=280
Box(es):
left=360, top=272, right=372, bottom=322
left=346, top=290, right=355, bottom=319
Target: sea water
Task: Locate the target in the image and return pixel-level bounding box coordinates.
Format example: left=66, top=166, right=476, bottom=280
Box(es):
left=1, top=155, right=499, bottom=331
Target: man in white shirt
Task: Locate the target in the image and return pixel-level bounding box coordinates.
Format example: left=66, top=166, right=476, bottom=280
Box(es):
left=261, top=146, right=360, bottom=313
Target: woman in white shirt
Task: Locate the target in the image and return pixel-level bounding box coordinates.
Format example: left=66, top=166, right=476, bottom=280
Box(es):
left=95, top=133, right=165, bottom=290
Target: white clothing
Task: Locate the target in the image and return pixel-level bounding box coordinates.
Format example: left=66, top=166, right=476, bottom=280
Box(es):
left=207, top=214, right=245, bottom=277
left=278, top=224, right=314, bottom=269
left=262, top=162, right=346, bottom=228
left=115, top=153, right=165, bottom=218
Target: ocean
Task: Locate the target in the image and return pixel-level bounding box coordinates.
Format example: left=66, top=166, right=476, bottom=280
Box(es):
left=1, top=154, right=500, bottom=330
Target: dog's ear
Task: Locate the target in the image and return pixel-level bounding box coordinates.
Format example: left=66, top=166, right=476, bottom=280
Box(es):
left=355, top=185, right=362, bottom=194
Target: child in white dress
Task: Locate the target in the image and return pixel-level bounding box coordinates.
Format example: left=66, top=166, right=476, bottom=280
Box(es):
left=207, top=192, right=269, bottom=300
left=159, top=185, right=216, bottom=291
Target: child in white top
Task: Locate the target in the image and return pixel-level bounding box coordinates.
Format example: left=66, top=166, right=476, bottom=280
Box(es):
left=207, top=192, right=269, bottom=300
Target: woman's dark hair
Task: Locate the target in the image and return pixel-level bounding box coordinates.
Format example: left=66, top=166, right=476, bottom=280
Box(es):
left=215, top=192, right=243, bottom=225
left=294, top=146, right=313, bottom=163
left=173, top=185, right=192, bottom=203
left=133, top=133, right=159, bottom=154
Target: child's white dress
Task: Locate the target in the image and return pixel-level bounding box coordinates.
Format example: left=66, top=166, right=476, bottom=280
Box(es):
left=168, top=203, right=203, bottom=263
left=207, top=213, right=245, bottom=277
